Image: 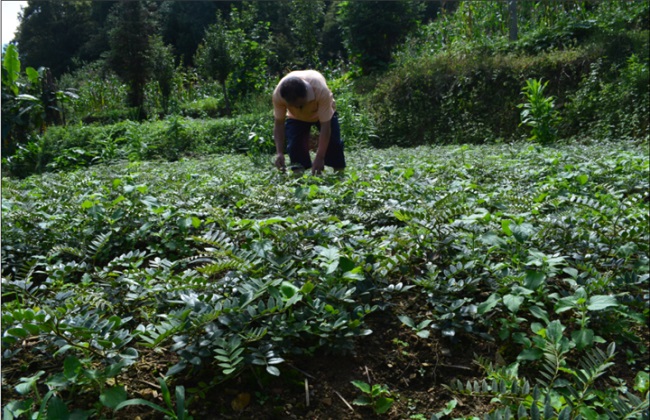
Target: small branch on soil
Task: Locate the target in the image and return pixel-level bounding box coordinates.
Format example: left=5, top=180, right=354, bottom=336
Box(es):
left=305, top=378, right=310, bottom=407
left=249, top=365, right=264, bottom=390
left=396, top=361, right=413, bottom=382
left=137, top=378, right=161, bottom=389
left=439, top=364, right=474, bottom=371
left=287, top=362, right=315, bottom=379
left=333, top=389, right=355, bottom=412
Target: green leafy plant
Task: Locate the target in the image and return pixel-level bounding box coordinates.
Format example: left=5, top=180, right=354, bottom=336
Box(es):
left=397, top=314, right=433, bottom=339
left=430, top=398, right=459, bottom=420
left=551, top=286, right=618, bottom=350
left=2, top=44, right=75, bottom=161
left=518, top=78, right=561, bottom=144
left=350, top=380, right=394, bottom=415
left=1, top=143, right=647, bottom=417
left=115, top=377, right=192, bottom=420
left=449, top=323, right=649, bottom=418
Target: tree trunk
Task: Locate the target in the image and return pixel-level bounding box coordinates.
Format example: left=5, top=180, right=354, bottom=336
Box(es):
left=222, top=82, right=231, bottom=117
left=509, top=0, right=518, bottom=42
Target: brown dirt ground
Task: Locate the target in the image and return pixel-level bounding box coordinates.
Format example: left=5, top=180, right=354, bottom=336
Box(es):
left=2, top=306, right=647, bottom=419
left=140, top=309, right=497, bottom=420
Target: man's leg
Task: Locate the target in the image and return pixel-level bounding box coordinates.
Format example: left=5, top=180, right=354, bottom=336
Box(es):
left=319, top=112, right=346, bottom=170
left=285, top=118, right=313, bottom=169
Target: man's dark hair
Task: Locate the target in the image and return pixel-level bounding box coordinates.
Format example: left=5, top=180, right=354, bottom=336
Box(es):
left=279, top=77, right=307, bottom=104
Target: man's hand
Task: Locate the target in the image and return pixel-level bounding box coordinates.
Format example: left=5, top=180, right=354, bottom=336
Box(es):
left=312, top=120, right=330, bottom=176
left=275, top=153, right=286, bottom=170
left=312, top=155, right=325, bottom=175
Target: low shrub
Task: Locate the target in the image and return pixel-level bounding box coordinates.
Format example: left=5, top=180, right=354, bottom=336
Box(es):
left=564, top=50, right=650, bottom=140
left=518, top=78, right=561, bottom=144
left=367, top=48, right=596, bottom=147
left=377, top=1, right=649, bottom=147
left=179, top=97, right=224, bottom=119
left=3, top=114, right=275, bottom=178
left=1, top=143, right=647, bottom=418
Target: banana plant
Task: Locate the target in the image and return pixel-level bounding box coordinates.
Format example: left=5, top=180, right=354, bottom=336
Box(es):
left=2, top=44, right=76, bottom=158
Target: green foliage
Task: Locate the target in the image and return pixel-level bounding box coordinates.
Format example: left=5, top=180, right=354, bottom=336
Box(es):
left=368, top=48, right=594, bottom=147
left=158, top=1, right=227, bottom=67
left=320, top=1, right=347, bottom=63
left=194, top=4, right=273, bottom=114
left=115, top=377, right=193, bottom=420
left=518, top=78, right=561, bottom=144
left=3, top=69, right=376, bottom=178
left=337, top=0, right=425, bottom=75
left=7, top=0, right=644, bottom=154
left=148, top=34, right=177, bottom=115
left=351, top=380, right=394, bottom=414
left=396, top=1, right=647, bottom=60
left=2, top=45, right=75, bottom=159
left=451, top=338, right=649, bottom=419
left=287, top=0, right=325, bottom=69
left=378, top=0, right=649, bottom=146
left=58, top=60, right=228, bottom=125
left=2, top=44, right=44, bottom=156
left=106, top=1, right=157, bottom=120
left=56, top=61, right=130, bottom=125
left=429, top=399, right=459, bottom=420
left=2, top=113, right=275, bottom=177
left=2, top=142, right=647, bottom=416
left=2, top=3, right=650, bottom=417
left=327, top=69, right=378, bottom=148
left=223, top=4, right=273, bottom=100
left=565, top=52, right=650, bottom=140
left=179, top=97, right=223, bottom=119
left=13, top=0, right=98, bottom=78
left=397, top=314, right=432, bottom=339
left=195, top=12, right=236, bottom=115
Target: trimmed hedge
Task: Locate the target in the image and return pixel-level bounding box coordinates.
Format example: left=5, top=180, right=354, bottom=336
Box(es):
left=367, top=47, right=600, bottom=147
left=4, top=114, right=275, bottom=178
left=367, top=30, right=649, bottom=147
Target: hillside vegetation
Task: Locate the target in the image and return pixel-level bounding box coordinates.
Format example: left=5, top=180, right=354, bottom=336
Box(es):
left=1, top=1, right=649, bottom=419
left=2, top=142, right=648, bottom=418
left=2, top=1, right=648, bottom=177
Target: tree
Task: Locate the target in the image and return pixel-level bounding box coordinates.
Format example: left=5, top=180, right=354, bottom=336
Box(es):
left=195, top=13, right=235, bottom=116
left=509, top=0, right=518, bottom=41
left=195, top=4, right=273, bottom=114
left=148, top=35, right=176, bottom=114
left=223, top=4, right=273, bottom=100
left=288, top=0, right=325, bottom=69
left=159, top=1, right=231, bottom=66
left=14, top=0, right=96, bottom=78
left=338, top=0, right=425, bottom=75
left=2, top=45, right=75, bottom=161
left=321, top=1, right=347, bottom=64
left=77, top=1, right=119, bottom=63
left=106, top=1, right=157, bottom=120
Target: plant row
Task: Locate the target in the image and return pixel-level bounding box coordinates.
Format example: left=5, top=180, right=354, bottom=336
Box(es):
left=2, top=142, right=648, bottom=417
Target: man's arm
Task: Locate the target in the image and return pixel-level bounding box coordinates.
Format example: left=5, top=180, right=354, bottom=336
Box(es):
left=312, top=119, right=331, bottom=174
left=273, top=118, right=286, bottom=170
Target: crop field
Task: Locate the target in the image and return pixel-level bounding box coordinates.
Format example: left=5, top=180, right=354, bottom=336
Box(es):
left=2, top=141, right=649, bottom=419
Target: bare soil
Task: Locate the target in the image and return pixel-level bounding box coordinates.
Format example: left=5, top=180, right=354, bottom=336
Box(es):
left=2, top=304, right=647, bottom=419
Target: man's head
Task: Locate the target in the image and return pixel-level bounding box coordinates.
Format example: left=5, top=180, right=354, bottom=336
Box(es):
left=279, top=76, right=307, bottom=107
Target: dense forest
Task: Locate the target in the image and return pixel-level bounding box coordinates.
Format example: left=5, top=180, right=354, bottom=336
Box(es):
left=1, top=1, right=649, bottom=419
left=12, top=0, right=441, bottom=78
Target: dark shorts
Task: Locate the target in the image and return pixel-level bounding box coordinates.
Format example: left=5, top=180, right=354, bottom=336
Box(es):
left=286, top=112, right=346, bottom=169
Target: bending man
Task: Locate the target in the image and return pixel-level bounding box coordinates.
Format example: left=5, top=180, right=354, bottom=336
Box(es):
left=272, top=70, right=346, bottom=174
